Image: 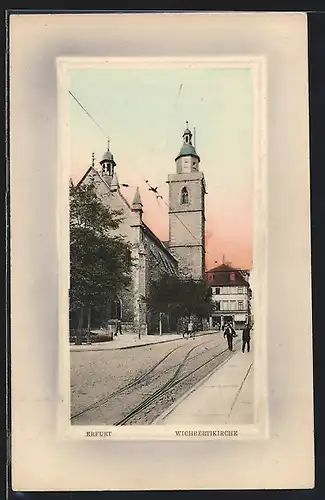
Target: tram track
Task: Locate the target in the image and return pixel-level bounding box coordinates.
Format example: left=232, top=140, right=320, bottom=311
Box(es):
left=71, top=336, right=218, bottom=421
left=71, top=343, right=183, bottom=420
left=114, top=341, right=240, bottom=425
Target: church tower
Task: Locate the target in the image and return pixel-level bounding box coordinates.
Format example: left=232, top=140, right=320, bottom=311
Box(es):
left=167, top=123, right=206, bottom=279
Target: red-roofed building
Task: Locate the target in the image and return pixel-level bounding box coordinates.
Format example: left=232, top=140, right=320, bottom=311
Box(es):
left=205, top=264, right=252, bottom=329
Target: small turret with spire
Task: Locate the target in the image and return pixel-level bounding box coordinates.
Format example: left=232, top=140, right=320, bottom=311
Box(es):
left=132, top=186, right=143, bottom=213
left=99, top=139, right=117, bottom=184
left=131, top=186, right=143, bottom=230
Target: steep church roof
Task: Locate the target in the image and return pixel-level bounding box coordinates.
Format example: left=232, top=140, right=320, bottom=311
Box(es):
left=77, top=165, right=177, bottom=266
left=141, top=222, right=178, bottom=264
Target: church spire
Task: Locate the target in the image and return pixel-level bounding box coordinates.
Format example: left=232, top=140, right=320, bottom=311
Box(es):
left=132, top=186, right=143, bottom=211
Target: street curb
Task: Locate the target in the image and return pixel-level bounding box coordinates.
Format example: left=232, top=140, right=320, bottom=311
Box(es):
left=152, top=342, right=241, bottom=424
left=117, top=336, right=184, bottom=350
left=117, top=331, right=216, bottom=350
left=70, top=331, right=219, bottom=353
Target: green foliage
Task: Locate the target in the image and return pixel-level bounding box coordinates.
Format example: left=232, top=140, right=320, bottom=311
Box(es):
left=144, top=273, right=212, bottom=321
left=143, top=274, right=179, bottom=315
left=69, top=181, right=132, bottom=312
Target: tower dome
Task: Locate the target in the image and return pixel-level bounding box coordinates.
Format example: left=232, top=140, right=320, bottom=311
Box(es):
left=175, top=122, right=200, bottom=163
left=99, top=139, right=116, bottom=179
left=101, top=149, right=115, bottom=163
left=176, top=142, right=200, bottom=161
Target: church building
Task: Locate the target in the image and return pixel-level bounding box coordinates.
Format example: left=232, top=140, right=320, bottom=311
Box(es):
left=75, top=124, right=206, bottom=334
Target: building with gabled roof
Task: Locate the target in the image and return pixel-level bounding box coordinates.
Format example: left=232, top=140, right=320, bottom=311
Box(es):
left=205, top=264, right=251, bottom=329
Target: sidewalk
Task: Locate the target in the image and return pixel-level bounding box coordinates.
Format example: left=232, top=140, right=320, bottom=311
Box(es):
left=70, top=330, right=217, bottom=352
left=155, top=347, right=254, bottom=425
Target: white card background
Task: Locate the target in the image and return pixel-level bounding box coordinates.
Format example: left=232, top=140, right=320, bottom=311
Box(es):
left=10, top=12, right=314, bottom=490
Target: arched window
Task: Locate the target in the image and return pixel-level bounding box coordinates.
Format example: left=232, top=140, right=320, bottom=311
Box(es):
left=102, top=163, right=111, bottom=176
left=181, top=186, right=189, bottom=204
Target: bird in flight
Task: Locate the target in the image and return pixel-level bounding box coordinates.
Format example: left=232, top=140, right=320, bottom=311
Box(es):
left=145, top=179, right=158, bottom=193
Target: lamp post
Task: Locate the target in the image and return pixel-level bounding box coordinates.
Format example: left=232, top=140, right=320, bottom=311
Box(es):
left=137, top=298, right=141, bottom=340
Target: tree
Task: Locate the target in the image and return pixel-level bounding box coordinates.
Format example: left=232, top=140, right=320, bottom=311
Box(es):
left=144, top=273, right=213, bottom=334
left=143, top=274, right=180, bottom=335
left=69, top=181, right=132, bottom=342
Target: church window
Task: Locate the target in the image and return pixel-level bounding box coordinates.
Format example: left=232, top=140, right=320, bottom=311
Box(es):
left=102, top=163, right=112, bottom=176
left=181, top=187, right=189, bottom=204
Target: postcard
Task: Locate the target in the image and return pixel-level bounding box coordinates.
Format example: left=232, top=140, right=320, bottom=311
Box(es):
left=10, top=12, right=314, bottom=490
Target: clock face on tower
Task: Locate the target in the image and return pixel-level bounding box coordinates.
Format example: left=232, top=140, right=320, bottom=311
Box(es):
left=192, top=162, right=198, bottom=171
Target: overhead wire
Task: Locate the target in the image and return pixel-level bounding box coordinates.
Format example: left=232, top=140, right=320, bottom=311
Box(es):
left=144, top=179, right=225, bottom=269
left=144, top=179, right=212, bottom=259
left=69, top=90, right=109, bottom=139
left=69, top=88, right=221, bottom=271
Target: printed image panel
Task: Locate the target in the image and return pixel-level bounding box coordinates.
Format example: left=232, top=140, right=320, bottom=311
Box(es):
left=59, top=56, right=266, bottom=439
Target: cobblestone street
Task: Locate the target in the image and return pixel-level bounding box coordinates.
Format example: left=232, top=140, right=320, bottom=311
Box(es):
left=70, top=332, right=239, bottom=425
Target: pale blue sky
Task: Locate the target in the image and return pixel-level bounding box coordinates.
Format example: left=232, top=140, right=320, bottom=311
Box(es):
left=69, top=67, right=254, bottom=269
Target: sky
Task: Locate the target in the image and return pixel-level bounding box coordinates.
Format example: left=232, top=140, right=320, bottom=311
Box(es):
left=69, top=67, right=254, bottom=270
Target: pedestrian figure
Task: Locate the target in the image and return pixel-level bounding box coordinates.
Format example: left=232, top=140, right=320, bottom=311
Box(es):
left=192, top=321, right=196, bottom=340
left=187, top=320, right=194, bottom=339
left=224, top=322, right=234, bottom=351
left=115, top=318, right=123, bottom=336
left=231, top=323, right=237, bottom=337
left=242, top=323, right=251, bottom=353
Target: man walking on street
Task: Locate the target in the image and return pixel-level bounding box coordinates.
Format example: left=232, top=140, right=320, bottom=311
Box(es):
left=187, top=319, right=194, bottom=339
left=224, top=322, right=234, bottom=351
left=114, top=318, right=123, bottom=336
left=242, top=322, right=251, bottom=353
